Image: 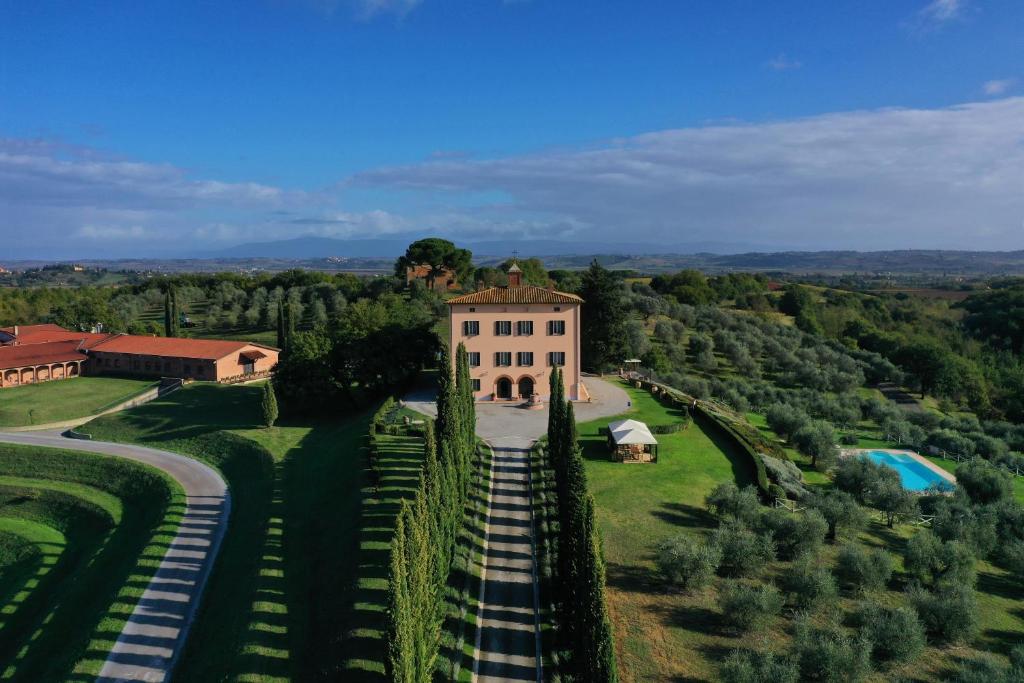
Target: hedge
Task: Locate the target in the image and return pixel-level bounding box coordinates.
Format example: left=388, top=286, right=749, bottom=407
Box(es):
left=631, top=378, right=771, bottom=496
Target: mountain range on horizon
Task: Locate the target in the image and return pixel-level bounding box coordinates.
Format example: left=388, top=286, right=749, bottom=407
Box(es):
left=206, top=234, right=808, bottom=260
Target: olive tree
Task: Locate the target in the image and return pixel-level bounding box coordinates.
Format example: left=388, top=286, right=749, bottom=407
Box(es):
left=655, top=534, right=721, bottom=591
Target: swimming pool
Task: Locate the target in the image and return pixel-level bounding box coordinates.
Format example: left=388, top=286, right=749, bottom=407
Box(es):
left=862, top=450, right=955, bottom=492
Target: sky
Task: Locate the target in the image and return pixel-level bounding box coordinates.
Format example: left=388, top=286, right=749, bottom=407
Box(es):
left=1, top=0, right=1022, bottom=258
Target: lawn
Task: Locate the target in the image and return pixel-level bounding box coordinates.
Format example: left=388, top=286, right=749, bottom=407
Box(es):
left=576, top=381, right=755, bottom=681
left=0, top=444, right=183, bottom=682
left=0, top=376, right=156, bottom=428
left=578, top=380, right=1024, bottom=682
left=82, top=382, right=373, bottom=683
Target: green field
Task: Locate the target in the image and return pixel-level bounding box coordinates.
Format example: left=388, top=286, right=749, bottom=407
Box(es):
left=579, top=380, right=1024, bottom=682
left=0, top=377, right=156, bottom=428
left=0, top=444, right=183, bottom=682
left=577, top=382, right=755, bottom=681
left=82, top=382, right=374, bottom=682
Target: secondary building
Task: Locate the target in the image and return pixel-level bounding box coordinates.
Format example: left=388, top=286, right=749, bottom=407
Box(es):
left=448, top=264, right=587, bottom=401
left=88, top=335, right=278, bottom=382
left=406, top=264, right=459, bottom=292
left=0, top=324, right=278, bottom=388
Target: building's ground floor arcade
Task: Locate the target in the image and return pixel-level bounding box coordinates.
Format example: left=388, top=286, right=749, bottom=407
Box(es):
left=0, top=360, right=84, bottom=388
left=493, top=374, right=538, bottom=401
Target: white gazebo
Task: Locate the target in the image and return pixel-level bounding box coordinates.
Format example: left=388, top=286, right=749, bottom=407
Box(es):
left=607, top=419, right=659, bottom=463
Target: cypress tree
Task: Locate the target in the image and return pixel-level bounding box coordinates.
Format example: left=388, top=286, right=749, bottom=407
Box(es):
left=422, top=421, right=448, bottom=591
left=164, top=289, right=173, bottom=337
left=276, top=299, right=286, bottom=350
left=581, top=495, right=618, bottom=682
left=456, top=342, right=475, bottom=462
left=435, top=342, right=464, bottom=509
left=261, top=381, right=279, bottom=428
left=408, top=486, right=436, bottom=681
left=388, top=504, right=414, bottom=682
left=285, top=301, right=296, bottom=343
left=170, top=286, right=181, bottom=337
left=562, top=399, right=579, bottom=464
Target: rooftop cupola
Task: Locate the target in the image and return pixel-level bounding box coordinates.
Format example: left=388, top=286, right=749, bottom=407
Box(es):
left=507, top=262, right=523, bottom=288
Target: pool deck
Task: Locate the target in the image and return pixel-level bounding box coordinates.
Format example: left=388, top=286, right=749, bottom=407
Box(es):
left=844, top=448, right=957, bottom=485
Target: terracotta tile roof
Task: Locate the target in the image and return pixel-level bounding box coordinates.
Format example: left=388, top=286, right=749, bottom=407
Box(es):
left=0, top=340, right=87, bottom=370
left=447, top=285, right=583, bottom=305
left=0, top=324, right=110, bottom=346
left=89, top=335, right=274, bottom=361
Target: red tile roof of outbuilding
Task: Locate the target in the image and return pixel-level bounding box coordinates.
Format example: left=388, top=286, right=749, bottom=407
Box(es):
left=0, top=340, right=87, bottom=370
left=89, top=335, right=277, bottom=361
left=446, top=284, right=582, bottom=305
left=0, top=324, right=111, bottom=347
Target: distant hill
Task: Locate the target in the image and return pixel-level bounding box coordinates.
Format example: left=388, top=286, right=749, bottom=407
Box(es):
left=213, top=234, right=785, bottom=259
left=7, top=248, right=1023, bottom=277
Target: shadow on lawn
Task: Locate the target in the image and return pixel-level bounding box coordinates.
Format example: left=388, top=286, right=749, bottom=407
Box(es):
left=341, top=432, right=426, bottom=682
left=652, top=501, right=716, bottom=530
left=93, top=384, right=265, bottom=443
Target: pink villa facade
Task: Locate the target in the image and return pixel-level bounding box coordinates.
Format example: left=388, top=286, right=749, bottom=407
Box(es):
left=448, top=265, right=587, bottom=401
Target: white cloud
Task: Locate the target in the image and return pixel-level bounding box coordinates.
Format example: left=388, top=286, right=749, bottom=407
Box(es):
left=77, top=224, right=150, bottom=240
left=909, top=0, right=967, bottom=33
left=984, top=79, right=1017, bottom=96
left=766, top=54, right=802, bottom=71
left=353, top=97, right=1024, bottom=250
left=0, top=138, right=321, bottom=257
left=352, top=0, right=421, bottom=19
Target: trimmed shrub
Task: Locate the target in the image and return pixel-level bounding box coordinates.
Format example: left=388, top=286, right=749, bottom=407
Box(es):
left=655, top=534, right=721, bottom=591
left=854, top=601, right=925, bottom=664
left=719, top=582, right=784, bottom=634
left=907, top=584, right=979, bottom=643
left=834, top=543, right=893, bottom=593
left=781, top=557, right=837, bottom=612
left=712, top=522, right=776, bottom=578
left=757, top=508, right=827, bottom=560
left=761, top=456, right=806, bottom=500
left=720, top=649, right=799, bottom=683
left=792, top=620, right=873, bottom=683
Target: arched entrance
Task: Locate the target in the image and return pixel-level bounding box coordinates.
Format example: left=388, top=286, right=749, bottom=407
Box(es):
left=518, top=376, right=535, bottom=399
left=495, top=377, right=513, bottom=400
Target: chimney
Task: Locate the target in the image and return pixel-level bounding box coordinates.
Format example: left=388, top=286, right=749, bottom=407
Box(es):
left=507, top=263, right=523, bottom=288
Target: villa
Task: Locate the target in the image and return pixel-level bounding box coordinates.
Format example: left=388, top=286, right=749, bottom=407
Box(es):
left=448, top=264, right=588, bottom=401
left=0, top=324, right=278, bottom=388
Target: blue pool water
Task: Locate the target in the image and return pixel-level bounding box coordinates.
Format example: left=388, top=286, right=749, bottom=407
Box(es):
left=863, top=450, right=955, bottom=492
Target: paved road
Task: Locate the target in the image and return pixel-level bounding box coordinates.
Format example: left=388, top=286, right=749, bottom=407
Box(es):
left=406, top=376, right=630, bottom=682
left=474, top=440, right=542, bottom=683
left=0, top=429, right=229, bottom=683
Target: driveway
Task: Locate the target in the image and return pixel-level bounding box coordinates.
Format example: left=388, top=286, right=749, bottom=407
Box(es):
left=405, top=374, right=631, bottom=444
left=0, top=429, right=229, bottom=683
left=405, top=375, right=629, bottom=682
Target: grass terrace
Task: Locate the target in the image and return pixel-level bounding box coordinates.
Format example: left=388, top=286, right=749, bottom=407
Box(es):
left=82, top=382, right=374, bottom=683
left=0, top=444, right=183, bottom=682
left=0, top=376, right=155, bottom=428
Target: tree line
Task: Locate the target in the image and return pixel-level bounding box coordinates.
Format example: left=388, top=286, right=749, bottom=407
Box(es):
left=387, top=343, right=476, bottom=682
left=545, top=368, right=618, bottom=682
